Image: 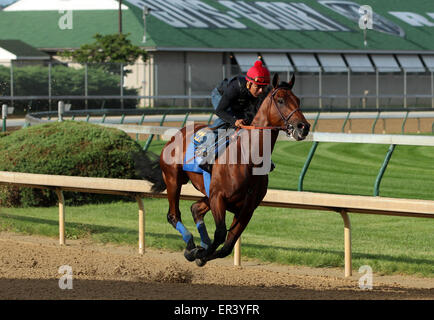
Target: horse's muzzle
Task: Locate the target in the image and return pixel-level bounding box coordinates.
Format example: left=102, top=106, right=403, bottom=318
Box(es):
left=292, top=121, right=310, bottom=141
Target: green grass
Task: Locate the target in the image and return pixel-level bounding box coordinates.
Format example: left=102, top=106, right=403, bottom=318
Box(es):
left=1, top=138, right=433, bottom=277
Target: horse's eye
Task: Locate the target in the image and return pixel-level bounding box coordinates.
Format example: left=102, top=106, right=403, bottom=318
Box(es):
left=278, top=99, right=284, bottom=104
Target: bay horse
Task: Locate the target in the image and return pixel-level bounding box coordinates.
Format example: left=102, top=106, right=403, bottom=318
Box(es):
left=152, top=73, right=310, bottom=266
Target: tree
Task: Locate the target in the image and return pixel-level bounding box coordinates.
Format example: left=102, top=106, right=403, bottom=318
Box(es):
left=60, top=33, right=147, bottom=74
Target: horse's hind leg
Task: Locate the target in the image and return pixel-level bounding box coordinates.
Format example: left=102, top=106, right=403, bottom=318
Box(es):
left=164, top=169, right=196, bottom=261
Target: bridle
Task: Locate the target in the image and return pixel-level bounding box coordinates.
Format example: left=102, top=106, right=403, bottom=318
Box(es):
left=240, top=87, right=300, bottom=135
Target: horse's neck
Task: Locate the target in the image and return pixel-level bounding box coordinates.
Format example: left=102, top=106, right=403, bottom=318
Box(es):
left=250, top=101, right=270, bottom=128
left=249, top=100, right=279, bottom=153
left=245, top=125, right=279, bottom=160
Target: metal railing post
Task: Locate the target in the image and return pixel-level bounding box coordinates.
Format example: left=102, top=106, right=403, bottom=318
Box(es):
left=312, top=112, right=320, bottom=132
left=188, top=64, right=192, bottom=109
left=85, top=63, right=88, bottom=110
left=298, top=141, right=319, bottom=191
left=401, top=110, right=409, bottom=134
left=2, top=104, right=7, bottom=132
left=154, top=63, right=158, bottom=108
left=48, top=62, right=52, bottom=111
left=347, top=68, right=351, bottom=110
left=234, top=238, right=241, bottom=266
left=143, top=113, right=166, bottom=151
left=10, top=63, right=14, bottom=109
left=371, top=111, right=381, bottom=134
left=404, top=70, right=407, bottom=109
left=207, top=113, right=214, bottom=125
left=376, top=69, right=379, bottom=110
left=156, top=112, right=166, bottom=141
left=342, top=112, right=351, bottom=133
left=136, top=114, right=145, bottom=141
left=181, top=112, right=190, bottom=128
left=339, top=210, right=352, bottom=277
left=318, top=69, right=322, bottom=110
left=136, top=195, right=145, bottom=255
left=58, top=101, right=64, bottom=122
left=374, top=144, right=396, bottom=196
left=120, top=63, right=124, bottom=110
left=431, top=71, right=434, bottom=109
left=55, top=188, right=66, bottom=246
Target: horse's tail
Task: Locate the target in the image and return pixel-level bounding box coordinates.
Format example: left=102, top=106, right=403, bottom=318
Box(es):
left=134, top=150, right=167, bottom=193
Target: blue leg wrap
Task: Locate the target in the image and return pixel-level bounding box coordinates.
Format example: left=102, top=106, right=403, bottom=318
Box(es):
left=196, top=221, right=211, bottom=250
left=176, top=221, right=193, bottom=244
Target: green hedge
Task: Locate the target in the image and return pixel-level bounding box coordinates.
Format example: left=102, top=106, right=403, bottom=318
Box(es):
left=0, top=121, right=157, bottom=207
left=0, top=64, right=138, bottom=113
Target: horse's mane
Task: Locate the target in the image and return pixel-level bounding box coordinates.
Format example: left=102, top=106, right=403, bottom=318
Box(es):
left=276, top=81, right=292, bottom=89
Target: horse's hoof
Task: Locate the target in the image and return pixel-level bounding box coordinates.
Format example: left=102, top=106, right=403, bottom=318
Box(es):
left=195, top=258, right=207, bottom=267
left=193, top=246, right=207, bottom=259
left=183, top=249, right=196, bottom=262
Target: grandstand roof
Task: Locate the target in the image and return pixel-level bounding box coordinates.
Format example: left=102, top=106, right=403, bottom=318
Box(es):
left=0, top=0, right=433, bottom=53
left=0, top=39, right=49, bottom=59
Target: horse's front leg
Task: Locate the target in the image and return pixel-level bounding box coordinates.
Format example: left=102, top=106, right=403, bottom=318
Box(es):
left=195, top=193, right=227, bottom=266
left=205, top=209, right=254, bottom=263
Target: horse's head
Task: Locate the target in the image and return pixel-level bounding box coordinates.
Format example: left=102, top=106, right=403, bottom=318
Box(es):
left=265, top=73, right=310, bottom=141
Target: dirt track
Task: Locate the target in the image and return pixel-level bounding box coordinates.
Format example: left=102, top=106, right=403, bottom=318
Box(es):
left=0, top=232, right=432, bottom=300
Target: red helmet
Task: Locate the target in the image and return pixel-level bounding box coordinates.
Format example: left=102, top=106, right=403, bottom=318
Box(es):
left=246, top=60, right=270, bottom=86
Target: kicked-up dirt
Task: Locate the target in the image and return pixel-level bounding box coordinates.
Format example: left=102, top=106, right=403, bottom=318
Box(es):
left=0, top=232, right=432, bottom=300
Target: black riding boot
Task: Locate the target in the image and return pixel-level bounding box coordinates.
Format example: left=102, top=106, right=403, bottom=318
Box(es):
left=199, top=162, right=213, bottom=173
left=270, top=160, right=276, bottom=172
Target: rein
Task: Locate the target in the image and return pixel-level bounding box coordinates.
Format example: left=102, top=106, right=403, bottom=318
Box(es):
left=240, top=87, right=299, bottom=132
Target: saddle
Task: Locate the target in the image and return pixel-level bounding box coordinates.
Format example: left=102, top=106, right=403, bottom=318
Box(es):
left=183, top=125, right=239, bottom=197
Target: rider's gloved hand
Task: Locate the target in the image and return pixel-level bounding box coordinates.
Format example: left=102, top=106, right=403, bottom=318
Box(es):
left=234, top=119, right=246, bottom=127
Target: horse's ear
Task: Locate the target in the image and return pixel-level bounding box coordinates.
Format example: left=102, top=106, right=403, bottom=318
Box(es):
left=288, top=73, right=295, bottom=90
left=272, top=73, right=279, bottom=89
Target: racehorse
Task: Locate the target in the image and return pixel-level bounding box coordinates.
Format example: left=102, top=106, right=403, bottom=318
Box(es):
left=151, top=73, right=310, bottom=266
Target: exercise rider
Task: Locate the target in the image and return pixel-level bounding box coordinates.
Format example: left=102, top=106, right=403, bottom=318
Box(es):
left=199, top=60, right=275, bottom=173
